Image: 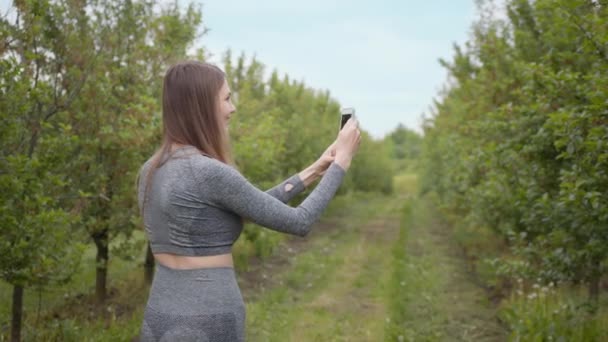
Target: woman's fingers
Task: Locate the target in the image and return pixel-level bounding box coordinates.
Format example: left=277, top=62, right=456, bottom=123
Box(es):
left=346, top=117, right=358, bottom=130
left=342, top=118, right=359, bottom=138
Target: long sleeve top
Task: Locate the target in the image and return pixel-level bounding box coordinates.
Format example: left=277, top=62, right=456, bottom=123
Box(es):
left=137, top=146, right=345, bottom=256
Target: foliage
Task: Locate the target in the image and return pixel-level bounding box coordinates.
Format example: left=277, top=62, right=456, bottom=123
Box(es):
left=223, top=51, right=340, bottom=186
left=421, top=0, right=608, bottom=301
left=349, top=131, right=395, bottom=194
left=385, top=124, right=423, bottom=172
left=0, top=0, right=88, bottom=290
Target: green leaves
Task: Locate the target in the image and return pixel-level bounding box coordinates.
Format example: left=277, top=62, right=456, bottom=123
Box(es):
left=0, top=138, right=84, bottom=287
left=422, top=0, right=608, bottom=301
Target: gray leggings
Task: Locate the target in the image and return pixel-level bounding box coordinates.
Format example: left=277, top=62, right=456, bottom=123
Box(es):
left=140, top=263, right=246, bottom=341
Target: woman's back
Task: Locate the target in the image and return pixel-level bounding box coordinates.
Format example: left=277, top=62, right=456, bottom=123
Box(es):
left=138, top=146, right=243, bottom=257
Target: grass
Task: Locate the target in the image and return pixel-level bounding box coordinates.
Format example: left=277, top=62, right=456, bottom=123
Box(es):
left=383, top=183, right=507, bottom=341
left=384, top=199, right=413, bottom=340
left=500, top=282, right=608, bottom=341
left=15, top=305, right=144, bottom=342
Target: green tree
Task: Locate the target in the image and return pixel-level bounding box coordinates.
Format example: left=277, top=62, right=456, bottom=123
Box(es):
left=0, top=1, right=90, bottom=339
left=386, top=123, right=422, bottom=171
left=350, top=131, right=395, bottom=194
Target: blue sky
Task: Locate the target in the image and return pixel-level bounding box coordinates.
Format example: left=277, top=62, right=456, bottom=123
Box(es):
left=201, top=0, right=479, bottom=138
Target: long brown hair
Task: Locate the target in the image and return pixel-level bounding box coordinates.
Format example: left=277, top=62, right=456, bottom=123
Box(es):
left=141, top=61, right=233, bottom=213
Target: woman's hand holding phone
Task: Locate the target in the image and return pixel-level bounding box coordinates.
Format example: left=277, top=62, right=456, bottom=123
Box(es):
left=334, top=117, right=361, bottom=171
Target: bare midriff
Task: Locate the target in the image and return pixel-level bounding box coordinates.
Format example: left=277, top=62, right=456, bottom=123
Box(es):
left=154, top=253, right=234, bottom=269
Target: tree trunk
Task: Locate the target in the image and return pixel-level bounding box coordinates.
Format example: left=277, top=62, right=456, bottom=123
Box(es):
left=93, top=229, right=109, bottom=303
left=11, top=285, right=24, bottom=342
left=589, top=278, right=600, bottom=303
left=144, top=242, right=155, bottom=285
left=588, top=258, right=601, bottom=305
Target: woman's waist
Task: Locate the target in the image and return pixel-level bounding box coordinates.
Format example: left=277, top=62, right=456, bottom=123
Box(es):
left=154, top=252, right=234, bottom=270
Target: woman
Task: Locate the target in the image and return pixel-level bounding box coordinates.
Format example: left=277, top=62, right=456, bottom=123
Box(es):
left=137, top=61, right=360, bottom=341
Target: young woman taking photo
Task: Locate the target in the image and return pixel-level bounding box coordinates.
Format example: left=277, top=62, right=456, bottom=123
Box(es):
left=137, top=61, right=361, bottom=341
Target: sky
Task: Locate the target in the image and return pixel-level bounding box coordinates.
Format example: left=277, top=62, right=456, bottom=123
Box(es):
left=200, top=0, right=478, bottom=138
left=0, top=0, right=481, bottom=139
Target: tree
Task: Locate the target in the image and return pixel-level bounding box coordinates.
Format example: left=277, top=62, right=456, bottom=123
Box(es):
left=0, top=1, right=91, bottom=339
left=62, top=0, right=203, bottom=302
left=386, top=123, right=422, bottom=171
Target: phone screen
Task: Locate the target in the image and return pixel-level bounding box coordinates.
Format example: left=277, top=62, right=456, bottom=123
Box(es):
left=340, top=114, right=352, bottom=130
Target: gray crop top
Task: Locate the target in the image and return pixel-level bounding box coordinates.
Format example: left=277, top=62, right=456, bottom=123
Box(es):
left=137, top=146, right=345, bottom=256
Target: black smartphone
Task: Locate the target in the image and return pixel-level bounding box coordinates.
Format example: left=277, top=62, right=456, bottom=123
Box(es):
left=340, top=107, right=355, bottom=131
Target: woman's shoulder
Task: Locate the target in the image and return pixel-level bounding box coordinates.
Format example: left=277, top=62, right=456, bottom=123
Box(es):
left=187, top=152, right=239, bottom=179
left=140, top=146, right=239, bottom=181
left=138, top=157, right=154, bottom=177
